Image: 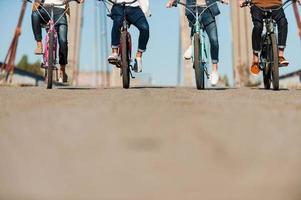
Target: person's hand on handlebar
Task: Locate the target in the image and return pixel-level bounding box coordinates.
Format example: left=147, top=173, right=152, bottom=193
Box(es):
left=166, top=0, right=176, bottom=8
left=238, top=0, right=245, bottom=7
left=239, top=0, right=251, bottom=7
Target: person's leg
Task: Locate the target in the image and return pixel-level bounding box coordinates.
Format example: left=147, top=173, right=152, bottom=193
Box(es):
left=127, top=6, right=149, bottom=57
left=127, top=6, right=149, bottom=72
left=250, top=6, right=264, bottom=74
left=204, top=20, right=219, bottom=85
left=57, top=24, right=68, bottom=82
left=183, top=13, right=194, bottom=60
left=273, top=8, right=288, bottom=65
left=31, top=10, right=44, bottom=54
left=55, top=9, right=68, bottom=82
left=252, top=20, right=263, bottom=60
left=201, top=11, right=219, bottom=85
left=204, top=21, right=219, bottom=71
left=109, top=5, right=124, bottom=62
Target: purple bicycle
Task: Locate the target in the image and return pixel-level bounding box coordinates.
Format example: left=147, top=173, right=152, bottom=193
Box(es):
left=27, top=0, right=80, bottom=89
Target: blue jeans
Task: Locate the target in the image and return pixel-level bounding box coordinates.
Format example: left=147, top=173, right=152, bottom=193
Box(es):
left=31, top=8, right=68, bottom=65
left=187, top=10, right=219, bottom=64
left=111, top=5, right=149, bottom=52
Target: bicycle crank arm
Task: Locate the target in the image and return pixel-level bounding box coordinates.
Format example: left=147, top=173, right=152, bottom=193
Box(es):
left=129, top=66, right=135, bottom=79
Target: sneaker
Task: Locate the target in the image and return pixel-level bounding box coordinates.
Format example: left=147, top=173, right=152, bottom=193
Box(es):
left=58, top=71, right=68, bottom=83
left=35, top=45, right=43, bottom=55
left=250, top=62, right=260, bottom=75
left=279, top=56, right=289, bottom=67
left=184, top=45, right=192, bottom=60
left=210, top=70, right=219, bottom=86
left=134, top=57, right=143, bottom=73
left=108, top=53, right=120, bottom=65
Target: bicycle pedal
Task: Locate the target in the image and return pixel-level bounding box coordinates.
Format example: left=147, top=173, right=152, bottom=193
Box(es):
left=130, top=70, right=135, bottom=79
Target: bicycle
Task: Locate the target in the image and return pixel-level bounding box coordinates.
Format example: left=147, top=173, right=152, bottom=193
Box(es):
left=27, top=0, right=80, bottom=89
left=171, top=0, right=224, bottom=90
left=98, top=0, right=138, bottom=89
left=241, top=0, right=293, bottom=90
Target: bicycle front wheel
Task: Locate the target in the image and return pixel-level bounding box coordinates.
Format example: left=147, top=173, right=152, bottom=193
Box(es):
left=121, top=31, right=130, bottom=89
left=270, top=33, right=279, bottom=90
left=193, top=33, right=205, bottom=90
left=47, top=31, right=54, bottom=89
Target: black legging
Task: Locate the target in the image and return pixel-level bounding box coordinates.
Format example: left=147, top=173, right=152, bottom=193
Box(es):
left=251, top=6, right=288, bottom=53
left=31, top=8, right=68, bottom=65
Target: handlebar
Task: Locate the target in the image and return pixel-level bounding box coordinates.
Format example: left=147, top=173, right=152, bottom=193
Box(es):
left=172, top=0, right=225, bottom=8
left=171, top=0, right=225, bottom=20
left=240, top=0, right=292, bottom=10
left=98, top=0, right=138, bottom=6
left=26, top=0, right=81, bottom=7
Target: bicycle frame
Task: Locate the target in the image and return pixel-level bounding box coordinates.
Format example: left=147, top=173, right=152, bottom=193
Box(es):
left=260, top=13, right=276, bottom=66
left=174, top=1, right=221, bottom=77
left=119, top=10, right=132, bottom=68
left=192, top=7, right=207, bottom=64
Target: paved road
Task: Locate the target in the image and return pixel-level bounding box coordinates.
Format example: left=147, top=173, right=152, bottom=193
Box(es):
left=1, top=86, right=301, bottom=200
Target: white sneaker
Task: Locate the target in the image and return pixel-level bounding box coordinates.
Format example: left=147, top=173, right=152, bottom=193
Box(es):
left=210, top=70, right=219, bottom=86
left=108, top=53, right=120, bottom=64
left=134, top=57, right=143, bottom=73
left=184, top=45, right=192, bottom=60
left=58, top=77, right=63, bottom=83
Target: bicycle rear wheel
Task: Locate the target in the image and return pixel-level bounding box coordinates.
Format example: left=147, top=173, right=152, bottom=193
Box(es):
left=121, top=31, right=130, bottom=89
left=193, top=33, right=205, bottom=90
left=47, top=31, right=54, bottom=89
left=270, top=33, right=279, bottom=90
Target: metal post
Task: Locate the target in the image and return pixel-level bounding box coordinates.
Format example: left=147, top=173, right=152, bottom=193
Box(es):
left=1, top=0, right=27, bottom=83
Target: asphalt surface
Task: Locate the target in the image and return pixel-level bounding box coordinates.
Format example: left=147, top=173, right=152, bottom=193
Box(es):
left=1, top=86, right=301, bottom=200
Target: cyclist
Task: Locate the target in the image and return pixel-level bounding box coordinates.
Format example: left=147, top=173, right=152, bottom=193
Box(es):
left=166, top=0, right=229, bottom=86
left=107, top=0, right=151, bottom=73
left=239, top=0, right=300, bottom=75
left=31, top=0, right=84, bottom=83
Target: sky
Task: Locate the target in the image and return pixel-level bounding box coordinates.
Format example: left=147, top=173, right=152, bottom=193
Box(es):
left=0, top=0, right=301, bottom=86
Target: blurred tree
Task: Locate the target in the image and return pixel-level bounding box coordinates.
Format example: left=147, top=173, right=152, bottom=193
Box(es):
left=17, top=55, right=43, bottom=76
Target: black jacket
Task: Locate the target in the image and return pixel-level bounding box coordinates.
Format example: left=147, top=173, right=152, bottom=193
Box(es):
left=185, top=0, right=220, bottom=16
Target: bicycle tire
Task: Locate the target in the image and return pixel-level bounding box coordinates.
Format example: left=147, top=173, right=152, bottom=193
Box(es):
left=121, top=31, right=130, bottom=89
left=47, top=31, right=54, bottom=89
left=270, top=33, right=279, bottom=90
left=263, top=62, right=271, bottom=89
left=193, top=33, right=205, bottom=90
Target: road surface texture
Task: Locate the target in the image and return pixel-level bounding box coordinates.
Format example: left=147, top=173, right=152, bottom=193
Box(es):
left=1, top=86, right=301, bottom=200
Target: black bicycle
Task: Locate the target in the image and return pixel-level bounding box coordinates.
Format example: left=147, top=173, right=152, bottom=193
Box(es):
left=241, top=0, right=293, bottom=90
left=99, top=0, right=137, bottom=89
